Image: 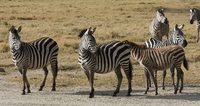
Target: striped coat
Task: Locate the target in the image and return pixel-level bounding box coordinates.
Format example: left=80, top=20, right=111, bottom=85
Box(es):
left=9, top=26, right=59, bottom=95
left=149, top=9, right=169, bottom=40
left=190, top=8, right=200, bottom=42
left=78, top=28, right=132, bottom=98
left=124, top=40, right=188, bottom=95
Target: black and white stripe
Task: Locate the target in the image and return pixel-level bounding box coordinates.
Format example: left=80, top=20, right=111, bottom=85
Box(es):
left=9, top=26, right=59, bottom=95
left=149, top=9, right=169, bottom=40
left=145, top=24, right=187, bottom=90
left=125, top=40, right=188, bottom=95
left=190, top=8, right=200, bottom=42
left=78, top=27, right=132, bottom=98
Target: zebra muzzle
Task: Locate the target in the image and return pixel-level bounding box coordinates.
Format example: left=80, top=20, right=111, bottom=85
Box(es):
left=182, top=40, right=188, bottom=48
left=190, top=20, right=193, bottom=24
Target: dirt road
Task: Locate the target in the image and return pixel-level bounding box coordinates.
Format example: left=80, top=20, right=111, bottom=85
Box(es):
left=0, top=71, right=200, bottom=106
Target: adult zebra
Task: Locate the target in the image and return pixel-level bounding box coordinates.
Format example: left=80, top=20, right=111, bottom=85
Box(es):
left=190, top=8, right=200, bottom=42
left=78, top=27, right=132, bottom=98
left=9, top=26, right=59, bottom=95
left=149, top=9, right=169, bottom=40
left=145, top=24, right=187, bottom=90
left=124, top=40, right=188, bottom=95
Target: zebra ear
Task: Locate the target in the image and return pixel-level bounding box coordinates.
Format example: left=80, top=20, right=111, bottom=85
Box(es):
left=89, top=27, right=96, bottom=34
left=9, top=26, right=15, bottom=33
left=190, top=9, right=193, bottom=12
left=92, top=27, right=96, bottom=34
left=17, top=26, right=22, bottom=33
left=178, top=24, right=184, bottom=30
left=161, top=8, right=165, bottom=12
left=174, top=24, right=178, bottom=30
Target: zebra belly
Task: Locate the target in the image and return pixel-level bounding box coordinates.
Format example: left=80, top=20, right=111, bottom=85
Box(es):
left=152, top=60, right=173, bottom=70
left=95, top=69, right=113, bottom=74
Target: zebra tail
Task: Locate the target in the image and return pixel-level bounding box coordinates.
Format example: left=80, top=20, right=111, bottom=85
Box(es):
left=129, top=60, right=133, bottom=80
left=183, top=57, right=189, bottom=70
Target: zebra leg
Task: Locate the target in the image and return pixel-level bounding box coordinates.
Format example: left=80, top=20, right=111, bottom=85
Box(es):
left=39, top=66, right=48, bottom=91
left=174, top=68, right=181, bottom=94
left=84, top=70, right=95, bottom=98
left=24, top=73, right=31, bottom=93
left=89, top=71, right=95, bottom=98
left=170, top=67, right=175, bottom=87
left=51, top=61, right=58, bottom=91
left=21, top=69, right=28, bottom=95
left=123, top=65, right=132, bottom=96
left=113, top=65, right=123, bottom=97
left=162, top=70, right=166, bottom=90
left=144, top=68, right=150, bottom=94
left=179, top=69, right=184, bottom=93
left=196, top=25, right=200, bottom=43
left=148, top=68, right=158, bottom=95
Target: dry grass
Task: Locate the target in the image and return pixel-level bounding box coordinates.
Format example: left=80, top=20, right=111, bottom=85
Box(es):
left=1, top=0, right=200, bottom=88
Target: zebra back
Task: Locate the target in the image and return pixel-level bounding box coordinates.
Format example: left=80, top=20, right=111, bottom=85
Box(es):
left=9, top=26, right=59, bottom=69
left=95, top=41, right=131, bottom=73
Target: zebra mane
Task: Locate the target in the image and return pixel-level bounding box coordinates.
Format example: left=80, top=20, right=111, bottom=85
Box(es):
left=78, top=29, right=88, bottom=38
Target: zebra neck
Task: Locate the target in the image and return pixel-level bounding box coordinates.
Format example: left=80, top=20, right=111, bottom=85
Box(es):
left=154, top=18, right=162, bottom=28
left=79, top=50, right=96, bottom=67
left=163, top=37, right=174, bottom=46
left=197, top=10, right=200, bottom=21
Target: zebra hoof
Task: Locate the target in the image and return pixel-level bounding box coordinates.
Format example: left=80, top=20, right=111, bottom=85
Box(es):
left=155, top=93, right=158, bottom=95
left=113, top=94, right=117, bottom=97
left=27, top=90, right=31, bottom=93
left=174, top=91, right=177, bottom=94
left=21, top=92, right=25, bottom=95
left=127, top=93, right=131, bottom=96
left=38, top=88, right=43, bottom=91
left=89, top=94, right=94, bottom=98
left=51, top=88, right=56, bottom=91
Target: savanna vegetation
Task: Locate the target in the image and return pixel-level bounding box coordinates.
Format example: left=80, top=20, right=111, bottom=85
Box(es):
left=0, top=0, right=200, bottom=88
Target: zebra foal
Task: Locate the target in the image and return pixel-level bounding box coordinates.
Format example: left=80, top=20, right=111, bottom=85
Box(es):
left=124, top=40, right=188, bottom=95
left=78, top=27, right=132, bottom=98
left=149, top=9, right=169, bottom=40
left=9, top=26, right=59, bottom=95
left=190, top=8, right=200, bottom=42
left=145, top=24, right=187, bottom=90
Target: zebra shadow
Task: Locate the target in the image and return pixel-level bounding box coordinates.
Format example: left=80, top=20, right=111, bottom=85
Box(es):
left=145, top=86, right=200, bottom=101
left=67, top=89, right=145, bottom=97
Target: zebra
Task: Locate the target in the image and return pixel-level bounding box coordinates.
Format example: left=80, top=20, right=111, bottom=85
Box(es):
left=78, top=27, right=132, bottom=98
left=9, top=26, right=59, bottom=95
left=145, top=24, right=187, bottom=90
left=124, top=40, right=188, bottom=95
left=149, top=9, right=169, bottom=40
left=190, top=8, right=200, bottom=43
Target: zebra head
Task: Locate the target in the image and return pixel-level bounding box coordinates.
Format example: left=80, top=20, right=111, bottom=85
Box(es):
left=9, top=26, right=22, bottom=52
left=156, top=9, right=168, bottom=24
left=170, top=24, right=187, bottom=48
left=78, top=27, right=98, bottom=53
left=190, top=8, right=198, bottom=24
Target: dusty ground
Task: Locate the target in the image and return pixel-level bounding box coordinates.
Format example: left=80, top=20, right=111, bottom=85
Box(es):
left=0, top=71, right=200, bottom=106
